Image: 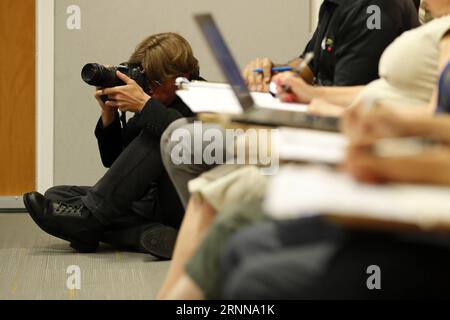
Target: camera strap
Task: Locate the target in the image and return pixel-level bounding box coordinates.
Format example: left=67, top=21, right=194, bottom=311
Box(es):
left=120, top=111, right=127, bottom=129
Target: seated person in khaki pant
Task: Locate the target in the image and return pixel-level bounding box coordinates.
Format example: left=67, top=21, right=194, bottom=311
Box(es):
left=223, top=107, right=450, bottom=299
left=158, top=3, right=450, bottom=299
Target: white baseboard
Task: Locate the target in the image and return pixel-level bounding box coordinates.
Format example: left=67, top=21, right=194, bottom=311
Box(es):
left=0, top=197, right=26, bottom=211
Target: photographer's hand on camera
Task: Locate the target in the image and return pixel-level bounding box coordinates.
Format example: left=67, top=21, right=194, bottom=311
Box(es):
left=102, top=71, right=151, bottom=114
left=95, top=86, right=118, bottom=128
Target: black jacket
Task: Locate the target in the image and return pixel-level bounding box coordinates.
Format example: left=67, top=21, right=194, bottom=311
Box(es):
left=94, top=96, right=193, bottom=168
left=302, top=0, right=420, bottom=86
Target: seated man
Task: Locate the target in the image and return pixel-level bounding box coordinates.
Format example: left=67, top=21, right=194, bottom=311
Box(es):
left=244, top=0, right=421, bottom=89
left=23, top=33, right=202, bottom=259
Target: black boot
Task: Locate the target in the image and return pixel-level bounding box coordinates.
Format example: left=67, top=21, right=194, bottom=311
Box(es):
left=139, top=223, right=178, bottom=260
left=102, top=223, right=178, bottom=259
left=23, top=192, right=104, bottom=253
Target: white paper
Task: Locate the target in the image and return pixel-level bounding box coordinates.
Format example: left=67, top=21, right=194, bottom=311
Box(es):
left=264, top=166, right=450, bottom=230
left=176, top=82, right=308, bottom=114
left=277, top=128, right=348, bottom=164
left=251, top=92, right=309, bottom=112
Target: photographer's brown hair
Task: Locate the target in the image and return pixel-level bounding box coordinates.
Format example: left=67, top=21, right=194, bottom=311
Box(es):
left=129, top=32, right=200, bottom=86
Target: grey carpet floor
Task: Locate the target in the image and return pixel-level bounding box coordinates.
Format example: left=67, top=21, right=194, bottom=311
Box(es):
left=0, top=213, right=170, bottom=300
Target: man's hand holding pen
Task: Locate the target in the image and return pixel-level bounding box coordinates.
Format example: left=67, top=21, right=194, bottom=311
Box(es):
left=242, top=57, right=274, bottom=92
left=241, top=53, right=314, bottom=93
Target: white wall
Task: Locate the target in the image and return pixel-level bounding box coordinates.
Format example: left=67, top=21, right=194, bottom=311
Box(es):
left=37, top=0, right=313, bottom=191
left=311, top=0, right=322, bottom=31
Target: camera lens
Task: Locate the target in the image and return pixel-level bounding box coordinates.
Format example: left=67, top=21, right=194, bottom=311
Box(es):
left=81, top=63, right=104, bottom=85
left=81, top=63, right=122, bottom=88
left=81, top=63, right=147, bottom=89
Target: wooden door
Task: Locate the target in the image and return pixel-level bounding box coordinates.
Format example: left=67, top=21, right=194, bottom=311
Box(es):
left=0, top=0, right=36, bottom=195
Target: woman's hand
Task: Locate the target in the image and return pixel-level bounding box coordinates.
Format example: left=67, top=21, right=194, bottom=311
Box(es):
left=101, top=71, right=151, bottom=113
left=345, top=142, right=450, bottom=186
left=272, top=72, right=317, bottom=104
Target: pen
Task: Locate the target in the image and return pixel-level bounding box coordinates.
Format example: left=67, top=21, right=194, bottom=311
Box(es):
left=269, top=52, right=315, bottom=97
left=254, top=66, right=293, bottom=73
left=254, top=53, right=314, bottom=75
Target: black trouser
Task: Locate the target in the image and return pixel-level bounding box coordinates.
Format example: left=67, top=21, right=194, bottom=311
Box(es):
left=46, top=130, right=184, bottom=230
left=223, top=217, right=450, bottom=299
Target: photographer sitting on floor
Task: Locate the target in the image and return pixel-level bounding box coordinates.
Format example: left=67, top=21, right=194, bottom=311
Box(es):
left=23, top=33, right=202, bottom=259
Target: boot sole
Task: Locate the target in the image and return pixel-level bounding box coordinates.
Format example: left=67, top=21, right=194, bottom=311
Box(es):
left=139, top=226, right=178, bottom=260
left=23, top=194, right=99, bottom=253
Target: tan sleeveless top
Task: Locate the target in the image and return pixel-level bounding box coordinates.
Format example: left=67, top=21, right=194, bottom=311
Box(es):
left=354, top=15, right=450, bottom=108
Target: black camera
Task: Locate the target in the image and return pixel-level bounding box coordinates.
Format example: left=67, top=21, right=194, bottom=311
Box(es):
left=81, top=63, right=149, bottom=92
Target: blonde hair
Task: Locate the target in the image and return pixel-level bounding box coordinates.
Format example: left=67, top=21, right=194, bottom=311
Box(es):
left=129, top=32, right=200, bottom=84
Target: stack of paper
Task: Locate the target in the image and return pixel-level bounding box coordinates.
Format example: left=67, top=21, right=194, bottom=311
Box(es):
left=176, top=81, right=308, bottom=114
left=264, top=166, right=450, bottom=230
left=277, top=128, right=348, bottom=164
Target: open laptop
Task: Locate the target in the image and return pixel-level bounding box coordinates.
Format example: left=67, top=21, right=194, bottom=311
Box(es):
left=194, top=13, right=340, bottom=132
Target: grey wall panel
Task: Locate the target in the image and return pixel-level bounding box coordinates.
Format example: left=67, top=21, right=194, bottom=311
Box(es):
left=54, top=0, right=310, bottom=186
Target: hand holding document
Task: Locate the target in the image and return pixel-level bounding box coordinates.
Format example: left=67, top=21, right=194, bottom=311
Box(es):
left=264, top=166, right=450, bottom=231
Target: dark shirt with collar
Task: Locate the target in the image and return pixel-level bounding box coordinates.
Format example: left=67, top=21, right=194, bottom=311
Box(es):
left=303, top=0, right=420, bottom=86
left=94, top=94, right=194, bottom=168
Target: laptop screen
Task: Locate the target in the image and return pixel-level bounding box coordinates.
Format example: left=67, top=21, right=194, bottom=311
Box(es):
left=195, top=13, right=255, bottom=111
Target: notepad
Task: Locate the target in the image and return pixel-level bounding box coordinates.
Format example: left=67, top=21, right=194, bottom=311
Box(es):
left=264, top=166, right=450, bottom=230
left=277, top=128, right=348, bottom=164
left=176, top=81, right=309, bottom=114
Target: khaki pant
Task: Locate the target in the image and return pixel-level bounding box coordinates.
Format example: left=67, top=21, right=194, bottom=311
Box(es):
left=185, top=201, right=268, bottom=299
